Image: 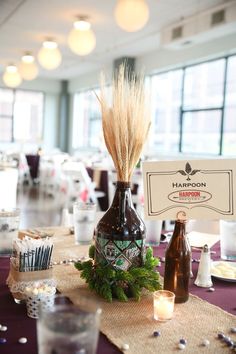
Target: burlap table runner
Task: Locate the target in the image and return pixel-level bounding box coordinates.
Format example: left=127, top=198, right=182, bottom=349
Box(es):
left=49, top=228, right=236, bottom=354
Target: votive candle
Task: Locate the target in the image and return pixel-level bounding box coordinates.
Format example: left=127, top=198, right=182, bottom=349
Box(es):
left=153, top=290, right=175, bottom=321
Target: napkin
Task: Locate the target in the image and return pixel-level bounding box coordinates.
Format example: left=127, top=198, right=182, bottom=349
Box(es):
left=187, top=231, right=220, bottom=249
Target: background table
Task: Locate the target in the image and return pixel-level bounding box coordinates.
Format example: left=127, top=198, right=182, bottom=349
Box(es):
left=0, top=168, right=18, bottom=209
left=0, top=241, right=235, bottom=354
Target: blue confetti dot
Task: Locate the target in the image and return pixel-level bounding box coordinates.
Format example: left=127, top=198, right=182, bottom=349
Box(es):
left=153, top=331, right=160, bottom=337
left=179, top=338, right=187, bottom=345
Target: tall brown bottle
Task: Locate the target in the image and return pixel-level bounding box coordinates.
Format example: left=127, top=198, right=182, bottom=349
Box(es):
left=164, top=219, right=191, bottom=303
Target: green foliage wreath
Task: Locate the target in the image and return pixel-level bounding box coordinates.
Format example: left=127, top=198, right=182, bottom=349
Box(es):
left=74, top=245, right=162, bottom=302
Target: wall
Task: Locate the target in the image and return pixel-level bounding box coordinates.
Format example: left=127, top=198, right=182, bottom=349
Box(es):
left=68, top=65, right=113, bottom=94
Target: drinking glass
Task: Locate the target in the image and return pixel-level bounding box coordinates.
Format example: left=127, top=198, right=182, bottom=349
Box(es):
left=37, top=295, right=102, bottom=354
left=73, top=202, right=96, bottom=245
left=219, top=220, right=236, bottom=260
left=0, top=208, right=20, bottom=255
left=139, top=205, right=162, bottom=246
left=145, top=219, right=163, bottom=246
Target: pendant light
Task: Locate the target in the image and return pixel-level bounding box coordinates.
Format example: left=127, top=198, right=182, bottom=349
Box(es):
left=37, top=40, right=62, bottom=70
left=3, top=64, right=22, bottom=88
left=114, top=0, right=149, bottom=32
left=19, top=53, right=39, bottom=80
left=68, top=17, right=96, bottom=56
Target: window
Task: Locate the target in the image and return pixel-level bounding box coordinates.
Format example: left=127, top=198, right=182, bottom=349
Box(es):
left=150, top=55, right=236, bottom=156
left=0, top=88, right=44, bottom=143
left=223, top=56, right=236, bottom=155
left=183, top=59, right=225, bottom=110
left=150, top=70, right=183, bottom=154
left=181, top=110, right=221, bottom=154
left=73, top=86, right=113, bottom=151
left=0, top=89, right=14, bottom=142
left=72, top=89, right=102, bottom=150
left=181, top=59, right=225, bottom=155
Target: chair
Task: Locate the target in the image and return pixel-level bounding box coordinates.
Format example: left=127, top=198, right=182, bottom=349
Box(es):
left=61, top=161, right=103, bottom=209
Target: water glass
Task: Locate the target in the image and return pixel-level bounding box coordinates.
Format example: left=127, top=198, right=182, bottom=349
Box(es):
left=0, top=208, right=20, bottom=255
left=139, top=205, right=162, bottom=246
left=73, top=202, right=96, bottom=245
left=219, top=220, right=236, bottom=260
left=145, top=219, right=163, bottom=246
left=37, top=295, right=102, bottom=354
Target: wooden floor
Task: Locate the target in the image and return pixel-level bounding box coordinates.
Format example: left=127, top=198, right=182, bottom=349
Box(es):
left=16, top=183, right=63, bottom=229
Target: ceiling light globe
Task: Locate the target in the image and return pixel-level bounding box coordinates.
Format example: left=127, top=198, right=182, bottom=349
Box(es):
left=19, top=56, right=39, bottom=80
left=114, top=0, right=149, bottom=32
left=68, top=26, right=96, bottom=56
left=37, top=41, right=62, bottom=70
left=3, top=66, right=22, bottom=88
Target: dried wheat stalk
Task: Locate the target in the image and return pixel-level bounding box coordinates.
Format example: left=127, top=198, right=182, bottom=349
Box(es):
left=98, top=65, right=151, bottom=182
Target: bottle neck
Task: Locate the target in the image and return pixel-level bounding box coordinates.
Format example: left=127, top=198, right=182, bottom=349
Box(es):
left=167, top=219, right=190, bottom=253
left=172, top=219, right=186, bottom=238
left=115, top=181, right=131, bottom=189
left=112, top=181, right=134, bottom=223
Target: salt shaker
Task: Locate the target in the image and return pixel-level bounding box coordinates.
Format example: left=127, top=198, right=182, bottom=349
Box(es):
left=194, top=244, right=213, bottom=287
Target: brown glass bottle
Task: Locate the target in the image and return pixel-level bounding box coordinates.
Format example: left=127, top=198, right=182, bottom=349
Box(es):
left=163, top=219, right=191, bottom=303
left=94, top=181, right=146, bottom=270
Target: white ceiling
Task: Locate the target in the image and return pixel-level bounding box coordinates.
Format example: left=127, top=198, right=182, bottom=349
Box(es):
left=0, top=0, right=234, bottom=80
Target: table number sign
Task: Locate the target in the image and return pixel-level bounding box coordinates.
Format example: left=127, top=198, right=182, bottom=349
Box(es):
left=142, top=159, right=236, bottom=220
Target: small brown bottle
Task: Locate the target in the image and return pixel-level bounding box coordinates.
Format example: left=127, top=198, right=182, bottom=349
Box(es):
left=164, top=218, right=191, bottom=303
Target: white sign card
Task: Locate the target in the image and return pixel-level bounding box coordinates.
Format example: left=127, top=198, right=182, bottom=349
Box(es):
left=142, top=159, right=236, bottom=220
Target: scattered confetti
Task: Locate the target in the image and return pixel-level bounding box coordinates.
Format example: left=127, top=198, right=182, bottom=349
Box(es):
left=0, top=326, right=7, bottom=332
left=179, top=338, right=187, bottom=345
left=18, top=337, right=28, bottom=344
left=153, top=331, right=161, bottom=337
left=217, top=333, right=225, bottom=340
left=208, top=287, right=215, bottom=292
left=0, top=338, right=6, bottom=344
left=178, top=343, right=186, bottom=350
left=121, top=343, right=130, bottom=350
left=202, top=339, right=210, bottom=346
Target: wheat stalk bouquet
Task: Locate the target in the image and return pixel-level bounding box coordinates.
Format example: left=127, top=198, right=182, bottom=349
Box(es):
left=99, top=65, right=151, bottom=181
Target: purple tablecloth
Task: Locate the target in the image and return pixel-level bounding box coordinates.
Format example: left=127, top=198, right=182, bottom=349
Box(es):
left=0, top=242, right=235, bottom=353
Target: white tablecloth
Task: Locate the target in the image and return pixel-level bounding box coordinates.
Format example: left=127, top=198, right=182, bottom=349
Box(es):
left=0, top=168, right=18, bottom=209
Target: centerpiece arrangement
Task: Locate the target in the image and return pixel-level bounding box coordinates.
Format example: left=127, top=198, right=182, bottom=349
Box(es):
left=75, top=65, right=161, bottom=301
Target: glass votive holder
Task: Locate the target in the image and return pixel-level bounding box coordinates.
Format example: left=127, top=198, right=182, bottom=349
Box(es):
left=0, top=208, right=20, bottom=256
left=153, top=290, right=175, bottom=321
left=73, top=202, right=97, bottom=245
